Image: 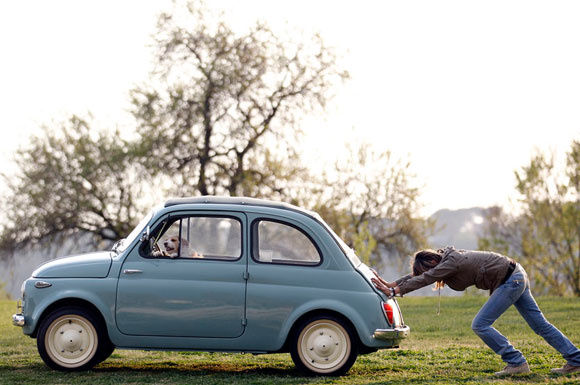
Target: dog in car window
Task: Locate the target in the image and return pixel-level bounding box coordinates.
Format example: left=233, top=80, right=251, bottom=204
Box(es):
left=154, top=236, right=204, bottom=258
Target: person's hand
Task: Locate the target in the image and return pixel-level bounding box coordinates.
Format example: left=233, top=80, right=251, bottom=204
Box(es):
left=372, top=277, right=400, bottom=298
left=371, top=269, right=390, bottom=286
left=371, top=278, right=387, bottom=292
left=372, top=278, right=392, bottom=294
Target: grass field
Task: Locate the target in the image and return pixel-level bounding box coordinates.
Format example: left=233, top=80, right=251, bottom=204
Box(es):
left=1, top=297, right=579, bottom=384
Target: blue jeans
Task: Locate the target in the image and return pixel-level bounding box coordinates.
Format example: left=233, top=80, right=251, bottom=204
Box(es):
left=471, top=264, right=580, bottom=366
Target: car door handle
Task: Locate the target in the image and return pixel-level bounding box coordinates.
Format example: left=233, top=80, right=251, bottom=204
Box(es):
left=123, top=269, right=143, bottom=274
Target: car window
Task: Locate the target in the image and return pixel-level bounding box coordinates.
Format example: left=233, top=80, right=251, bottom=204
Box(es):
left=150, top=216, right=242, bottom=260
left=253, top=220, right=321, bottom=265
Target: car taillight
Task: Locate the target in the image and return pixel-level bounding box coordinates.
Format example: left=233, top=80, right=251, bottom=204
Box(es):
left=382, top=302, right=394, bottom=325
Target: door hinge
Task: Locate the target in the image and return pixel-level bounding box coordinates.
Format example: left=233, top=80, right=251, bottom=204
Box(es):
left=243, top=271, right=250, bottom=280
left=242, top=317, right=247, bottom=326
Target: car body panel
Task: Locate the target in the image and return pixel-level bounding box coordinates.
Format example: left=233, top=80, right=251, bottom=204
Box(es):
left=116, top=257, right=247, bottom=338
left=32, top=252, right=113, bottom=278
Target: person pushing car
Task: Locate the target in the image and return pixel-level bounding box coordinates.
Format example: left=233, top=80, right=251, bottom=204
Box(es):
left=371, top=246, right=580, bottom=376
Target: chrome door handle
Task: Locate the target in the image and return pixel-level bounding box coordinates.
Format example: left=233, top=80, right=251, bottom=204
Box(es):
left=123, top=269, right=143, bottom=274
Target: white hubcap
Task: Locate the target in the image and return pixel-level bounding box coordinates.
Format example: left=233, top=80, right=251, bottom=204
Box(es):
left=298, top=320, right=350, bottom=373
left=45, top=314, right=98, bottom=368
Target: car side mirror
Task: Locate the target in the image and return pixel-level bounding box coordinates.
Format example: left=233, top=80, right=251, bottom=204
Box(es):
left=140, top=226, right=150, bottom=242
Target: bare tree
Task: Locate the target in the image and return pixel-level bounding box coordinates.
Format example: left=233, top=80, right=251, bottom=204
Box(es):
left=131, top=0, right=348, bottom=199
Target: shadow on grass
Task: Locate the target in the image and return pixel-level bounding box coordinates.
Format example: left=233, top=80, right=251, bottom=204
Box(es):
left=94, top=364, right=298, bottom=377
left=88, top=361, right=565, bottom=384
left=1, top=363, right=318, bottom=385
left=90, top=361, right=322, bottom=384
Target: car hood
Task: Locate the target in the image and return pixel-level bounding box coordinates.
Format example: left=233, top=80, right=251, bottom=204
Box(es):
left=32, top=251, right=113, bottom=278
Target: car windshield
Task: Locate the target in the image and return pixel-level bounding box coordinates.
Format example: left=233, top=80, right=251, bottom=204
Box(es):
left=115, top=210, right=154, bottom=253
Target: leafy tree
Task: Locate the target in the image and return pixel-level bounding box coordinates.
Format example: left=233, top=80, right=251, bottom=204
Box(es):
left=131, top=0, right=347, bottom=199
left=479, top=140, right=580, bottom=296
left=0, top=116, right=149, bottom=252
left=293, top=143, right=434, bottom=267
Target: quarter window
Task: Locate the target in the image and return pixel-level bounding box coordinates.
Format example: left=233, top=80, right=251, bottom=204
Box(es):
left=254, top=220, right=321, bottom=265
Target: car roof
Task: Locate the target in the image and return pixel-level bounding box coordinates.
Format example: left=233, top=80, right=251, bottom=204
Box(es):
left=164, top=196, right=315, bottom=216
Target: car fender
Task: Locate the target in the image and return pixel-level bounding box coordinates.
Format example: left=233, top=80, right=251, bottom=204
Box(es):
left=278, top=298, right=378, bottom=348
left=24, top=278, right=116, bottom=337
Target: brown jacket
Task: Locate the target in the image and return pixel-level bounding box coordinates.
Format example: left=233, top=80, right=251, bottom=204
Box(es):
left=396, top=247, right=514, bottom=295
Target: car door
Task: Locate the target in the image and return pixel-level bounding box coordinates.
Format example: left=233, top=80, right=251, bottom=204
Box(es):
left=116, top=211, right=247, bottom=338
left=244, top=214, right=327, bottom=339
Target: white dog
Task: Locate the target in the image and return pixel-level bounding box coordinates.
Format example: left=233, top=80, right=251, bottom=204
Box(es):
left=162, top=236, right=203, bottom=259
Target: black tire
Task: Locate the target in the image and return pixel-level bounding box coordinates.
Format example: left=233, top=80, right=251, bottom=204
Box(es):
left=94, top=338, right=115, bottom=365
left=290, top=315, right=358, bottom=376
left=37, top=306, right=112, bottom=371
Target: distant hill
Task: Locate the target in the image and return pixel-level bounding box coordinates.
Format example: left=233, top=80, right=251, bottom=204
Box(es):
left=428, top=207, right=488, bottom=250
left=378, top=207, right=490, bottom=297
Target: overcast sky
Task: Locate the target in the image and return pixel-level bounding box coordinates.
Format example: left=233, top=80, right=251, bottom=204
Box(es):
left=0, top=0, right=578, bottom=216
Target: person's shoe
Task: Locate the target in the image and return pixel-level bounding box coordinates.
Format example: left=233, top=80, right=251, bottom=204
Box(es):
left=494, top=362, right=530, bottom=376
left=551, top=363, right=580, bottom=374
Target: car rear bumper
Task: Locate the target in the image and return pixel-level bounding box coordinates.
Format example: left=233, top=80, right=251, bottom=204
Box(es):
left=12, top=314, right=25, bottom=327
left=373, top=325, right=410, bottom=341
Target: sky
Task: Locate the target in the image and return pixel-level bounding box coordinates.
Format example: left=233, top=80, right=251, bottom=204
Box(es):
left=0, top=0, right=578, bottom=216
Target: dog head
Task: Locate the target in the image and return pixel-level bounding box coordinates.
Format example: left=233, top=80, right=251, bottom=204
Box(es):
left=163, top=236, right=190, bottom=257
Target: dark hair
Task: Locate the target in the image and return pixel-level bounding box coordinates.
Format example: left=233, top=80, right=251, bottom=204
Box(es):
left=412, top=249, right=445, bottom=289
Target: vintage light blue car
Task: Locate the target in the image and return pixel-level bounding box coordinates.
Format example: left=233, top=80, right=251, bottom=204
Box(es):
left=12, top=197, right=409, bottom=375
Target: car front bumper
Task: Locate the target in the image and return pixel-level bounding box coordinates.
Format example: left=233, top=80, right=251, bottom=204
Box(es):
left=373, top=325, right=410, bottom=341
left=12, top=314, right=25, bottom=327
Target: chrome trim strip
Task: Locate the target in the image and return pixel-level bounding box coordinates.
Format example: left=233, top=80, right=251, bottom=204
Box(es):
left=373, top=325, right=411, bottom=340
left=12, top=314, right=25, bottom=327
left=393, top=299, right=405, bottom=326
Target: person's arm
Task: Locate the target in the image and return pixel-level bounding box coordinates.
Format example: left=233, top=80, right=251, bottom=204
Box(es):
left=372, top=269, right=405, bottom=287
left=371, top=270, right=405, bottom=296
left=372, top=269, right=412, bottom=287
left=395, top=274, right=413, bottom=286
left=371, top=277, right=400, bottom=297
left=398, top=256, right=459, bottom=295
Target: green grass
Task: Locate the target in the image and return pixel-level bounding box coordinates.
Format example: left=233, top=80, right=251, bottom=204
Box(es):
left=1, top=297, right=579, bottom=384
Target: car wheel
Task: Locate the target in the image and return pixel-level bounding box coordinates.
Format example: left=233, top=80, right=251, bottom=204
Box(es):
left=290, top=315, right=358, bottom=376
left=37, top=306, right=110, bottom=371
